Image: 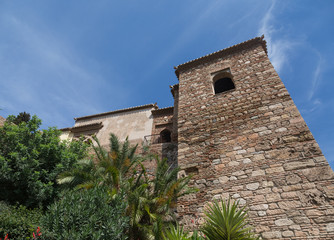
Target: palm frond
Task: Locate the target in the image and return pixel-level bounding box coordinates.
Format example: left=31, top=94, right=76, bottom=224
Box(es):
left=109, top=133, right=120, bottom=155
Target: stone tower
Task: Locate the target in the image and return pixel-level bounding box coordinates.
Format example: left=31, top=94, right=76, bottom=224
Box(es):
left=174, top=36, right=334, bottom=239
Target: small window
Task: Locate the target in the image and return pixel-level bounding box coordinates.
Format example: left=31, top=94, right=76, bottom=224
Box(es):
left=160, top=129, right=171, bottom=143
left=214, top=77, right=235, bottom=94
left=212, top=68, right=235, bottom=94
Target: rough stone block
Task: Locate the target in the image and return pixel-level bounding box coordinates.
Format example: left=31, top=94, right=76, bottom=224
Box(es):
left=265, top=166, right=284, bottom=174
left=252, top=169, right=265, bottom=176
left=250, top=204, right=268, bottom=211
left=275, top=218, right=294, bottom=226
left=284, top=159, right=315, bottom=170
left=302, top=166, right=334, bottom=181
left=327, top=223, right=334, bottom=232
left=282, top=230, right=294, bottom=237
left=262, top=231, right=282, bottom=239
left=246, top=182, right=260, bottom=190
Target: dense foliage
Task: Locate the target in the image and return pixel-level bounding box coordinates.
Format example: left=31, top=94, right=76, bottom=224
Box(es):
left=0, top=201, right=42, bottom=240
left=0, top=113, right=258, bottom=239
left=41, top=187, right=129, bottom=240
left=58, top=134, right=195, bottom=240
left=12, top=112, right=31, bottom=125
left=0, top=115, right=88, bottom=208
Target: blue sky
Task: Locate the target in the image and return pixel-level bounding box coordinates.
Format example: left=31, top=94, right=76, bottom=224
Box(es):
left=0, top=1, right=333, bottom=167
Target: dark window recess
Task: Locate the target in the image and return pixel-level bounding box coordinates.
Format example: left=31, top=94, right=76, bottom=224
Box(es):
left=160, top=129, right=171, bottom=143
left=214, top=77, right=235, bottom=94
left=185, top=166, right=199, bottom=175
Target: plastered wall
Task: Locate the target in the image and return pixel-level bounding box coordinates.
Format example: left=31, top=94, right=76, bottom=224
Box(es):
left=74, top=107, right=155, bottom=147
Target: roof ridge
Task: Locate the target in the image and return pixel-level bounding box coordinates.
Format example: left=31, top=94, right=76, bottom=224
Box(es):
left=60, top=122, right=103, bottom=131
left=75, top=103, right=158, bottom=121
left=174, top=35, right=267, bottom=78
left=153, top=106, right=173, bottom=111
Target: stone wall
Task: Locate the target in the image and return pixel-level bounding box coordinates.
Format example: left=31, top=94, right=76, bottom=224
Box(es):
left=148, top=107, right=178, bottom=172
left=151, top=107, right=174, bottom=144
left=176, top=39, right=334, bottom=239
left=171, top=84, right=179, bottom=143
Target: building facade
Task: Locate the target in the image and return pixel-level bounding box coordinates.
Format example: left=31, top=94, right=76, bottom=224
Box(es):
left=62, top=36, right=334, bottom=239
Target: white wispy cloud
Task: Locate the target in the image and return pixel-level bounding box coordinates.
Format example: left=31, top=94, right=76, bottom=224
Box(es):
left=258, top=1, right=327, bottom=117
left=258, top=0, right=297, bottom=73
left=299, top=48, right=325, bottom=114
left=308, top=50, right=324, bottom=101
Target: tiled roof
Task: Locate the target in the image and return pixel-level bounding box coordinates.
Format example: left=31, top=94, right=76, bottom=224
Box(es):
left=74, top=103, right=158, bottom=121
left=174, top=35, right=267, bottom=78
left=152, top=106, right=174, bottom=115
left=60, top=122, right=103, bottom=132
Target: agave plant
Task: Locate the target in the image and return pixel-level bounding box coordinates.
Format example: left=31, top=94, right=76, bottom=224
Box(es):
left=163, top=224, right=189, bottom=240
left=163, top=225, right=205, bottom=240
left=201, top=199, right=259, bottom=240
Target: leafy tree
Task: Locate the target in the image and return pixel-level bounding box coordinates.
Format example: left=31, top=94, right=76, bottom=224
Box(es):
left=0, top=115, right=88, bottom=208
left=201, top=199, right=259, bottom=240
left=12, top=111, right=31, bottom=125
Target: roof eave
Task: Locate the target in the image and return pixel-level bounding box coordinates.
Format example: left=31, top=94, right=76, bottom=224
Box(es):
left=74, top=103, right=158, bottom=121
left=174, top=35, right=267, bottom=79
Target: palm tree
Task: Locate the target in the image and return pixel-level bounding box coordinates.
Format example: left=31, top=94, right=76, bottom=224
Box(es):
left=57, top=134, right=139, bottom=193
left=126, top=156, right=196, bottom=240
left=201, top=199, right=259, bottom=240
left=58, top=133, right=196, bottom=240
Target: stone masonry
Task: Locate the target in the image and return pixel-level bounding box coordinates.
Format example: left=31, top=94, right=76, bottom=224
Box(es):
left=62, top=36, right=334, bottom=239
left=174, top=36, right=334, bottom=239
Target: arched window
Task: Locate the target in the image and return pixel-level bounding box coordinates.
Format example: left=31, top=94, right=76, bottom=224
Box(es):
left=160, top=129, right=171, bottom=143
left=212, top=68, right=235, bottom=94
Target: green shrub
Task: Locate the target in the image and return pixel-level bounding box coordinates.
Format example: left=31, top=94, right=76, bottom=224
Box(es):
left=0, top=202, right=42, bottom=240
left=41, top=187, right=129, bottom=240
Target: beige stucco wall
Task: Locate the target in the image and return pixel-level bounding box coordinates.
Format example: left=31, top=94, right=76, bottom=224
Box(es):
left=59, top=130, right=74, bottom=141
left=74, top=107, right=155, bottom=147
